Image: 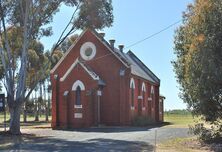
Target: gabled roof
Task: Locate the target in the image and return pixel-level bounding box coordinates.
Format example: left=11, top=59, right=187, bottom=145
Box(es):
left=50, top=29, right=130, bottom=74
left=91, top=29, right=131, bottom=66
left=90, top=30, right=159, bottom=84
left=50, top=30, right=87, bottom=74
left=124, top=53, right=157, bottom=84
left=51, top=29, right=159, bottom=85
left=60, top=58, right=100, bottom=82
left=126, top=51, right=160, bottom=84
left=90, top=29, right=131, bottom=67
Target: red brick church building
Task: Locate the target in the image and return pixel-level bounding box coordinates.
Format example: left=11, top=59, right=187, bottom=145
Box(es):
left=50, top=29, right=164, bottom=129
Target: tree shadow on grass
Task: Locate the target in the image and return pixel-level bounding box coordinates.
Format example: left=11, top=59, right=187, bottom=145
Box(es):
left=0, top=133, right=154, bottom=152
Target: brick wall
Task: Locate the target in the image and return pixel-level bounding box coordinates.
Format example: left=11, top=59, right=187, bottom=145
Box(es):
left=51, top=30, right=161, bottom=128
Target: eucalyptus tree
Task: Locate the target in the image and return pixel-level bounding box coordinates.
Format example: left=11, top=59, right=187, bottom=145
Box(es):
left=173, top=0, right=222, bottom=139
left=25, top=40, right=46, bottom=122
left=58, top=34, right=78, bottom=53
left=0, top=60, right=3, bottom=91
left=0, top=0, right=113, bottom=134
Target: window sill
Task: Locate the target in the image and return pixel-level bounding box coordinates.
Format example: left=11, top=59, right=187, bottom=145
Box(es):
left=148, top=97, right=152, bottom=101
left=74, top=113, right=82, bottom=118
left=138, top=96, right=143, bottom=100
left=74, top=105, right=82, bottom=108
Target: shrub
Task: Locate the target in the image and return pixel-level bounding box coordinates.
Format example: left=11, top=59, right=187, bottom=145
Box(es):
left=189, top=122, right=222, bottom=143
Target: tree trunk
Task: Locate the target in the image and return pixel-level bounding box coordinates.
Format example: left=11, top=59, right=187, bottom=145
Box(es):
left=23, top=102, right=27, bottom=123
left=45, top=103, right=48, bottom=121
left=48, top=90, right=51, bottom=117
left=9, top=103, right=22, bottom=135
left=35, top=100, right=39, bottom=121
left=35, top=90, right=39, bottom=121
left=39, top=83, right=42, bottom=118
left=47, top=80, right=51, bottom=118
left=44, top=83, right=48, bottom=121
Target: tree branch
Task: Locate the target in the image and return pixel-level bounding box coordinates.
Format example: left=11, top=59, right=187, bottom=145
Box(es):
left=51, top=3, right=80, bottom=52
left=0, top=1, right=13, bottom=82
left=16, top=0, right=30, bottom=102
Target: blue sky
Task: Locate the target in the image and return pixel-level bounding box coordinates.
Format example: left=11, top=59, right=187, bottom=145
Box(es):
left=41, top=0, right=193, bottom=110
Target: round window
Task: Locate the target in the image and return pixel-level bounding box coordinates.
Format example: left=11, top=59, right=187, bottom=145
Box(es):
left=80, top=42, right=96, bottom=60
left=85, top=47, right=93, bottom=57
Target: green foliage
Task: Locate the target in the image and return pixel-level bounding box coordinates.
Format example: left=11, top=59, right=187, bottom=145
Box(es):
left=74, top=0, right=113, bottom=30
left=24, top=100, right=35, bottom=116
left=2, top=27, right=23, bottom=57
left=0, top=26, right=49, bottom=89
left=132, top=116, right=155, bottom=127
left=173, top=0, right=222, bottom=141
left=59, top=34, right=78, bottom=53
left=173, top=0, right=222, bottom=122
left=189, top=123, right=222, bottom=143
left=0, top=0, right=114, bottom=134
left=51, top=50, right=64, bottom=68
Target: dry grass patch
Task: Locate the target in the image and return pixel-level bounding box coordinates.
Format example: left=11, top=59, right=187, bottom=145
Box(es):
left=158, top=137, right=222, bottom=152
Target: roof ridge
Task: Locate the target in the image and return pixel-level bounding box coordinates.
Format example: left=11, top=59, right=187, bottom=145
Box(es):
left=90, top=30, right=131, bottom=66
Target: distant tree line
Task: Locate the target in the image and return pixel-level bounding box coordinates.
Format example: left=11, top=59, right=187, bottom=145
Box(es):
left=164, top=109, right=191, bottom=115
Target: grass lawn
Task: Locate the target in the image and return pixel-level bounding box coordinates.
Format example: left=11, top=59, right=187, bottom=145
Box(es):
left=164, top=113, right=197, bottom=128
left=0, top=112, right=51, bottom=130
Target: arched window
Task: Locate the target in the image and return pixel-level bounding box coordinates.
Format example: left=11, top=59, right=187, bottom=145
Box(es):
left=130, top=78, right=135, bottom=108
left=142, top=82, right=146, bottom=107
left=72, top=80, right=85, bottom=108
left=75, top=86, right=81, bottom=105
left=142, top=91, right=145, bottom=107
left=151, top=85, right=155, bottom=102
left=72, top=80, right=85, bottom=91
left=151, top=85, right=154, bottom=95
left=131, top=88, right=134, bottom=107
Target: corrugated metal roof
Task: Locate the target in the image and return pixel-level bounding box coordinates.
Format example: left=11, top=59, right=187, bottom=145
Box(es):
left=126, top=51, right=160, bottom=84
left=92, top=29, right=160, bottom=84
left=125, top=53, right=157, bottom=83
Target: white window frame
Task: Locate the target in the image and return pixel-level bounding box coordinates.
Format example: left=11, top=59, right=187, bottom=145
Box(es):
left=80, top=42, right=96, bottom=61
left=130, top=78, right=135, bottom=110
left=72, top=80, right=85, bottom=109
left=74, top=105, right=83, bottom=109
left=141, top=82, right=146, bottom=107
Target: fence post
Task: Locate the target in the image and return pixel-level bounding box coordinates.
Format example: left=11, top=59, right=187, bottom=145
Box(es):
left=154, top=129, right=157, bottom=152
